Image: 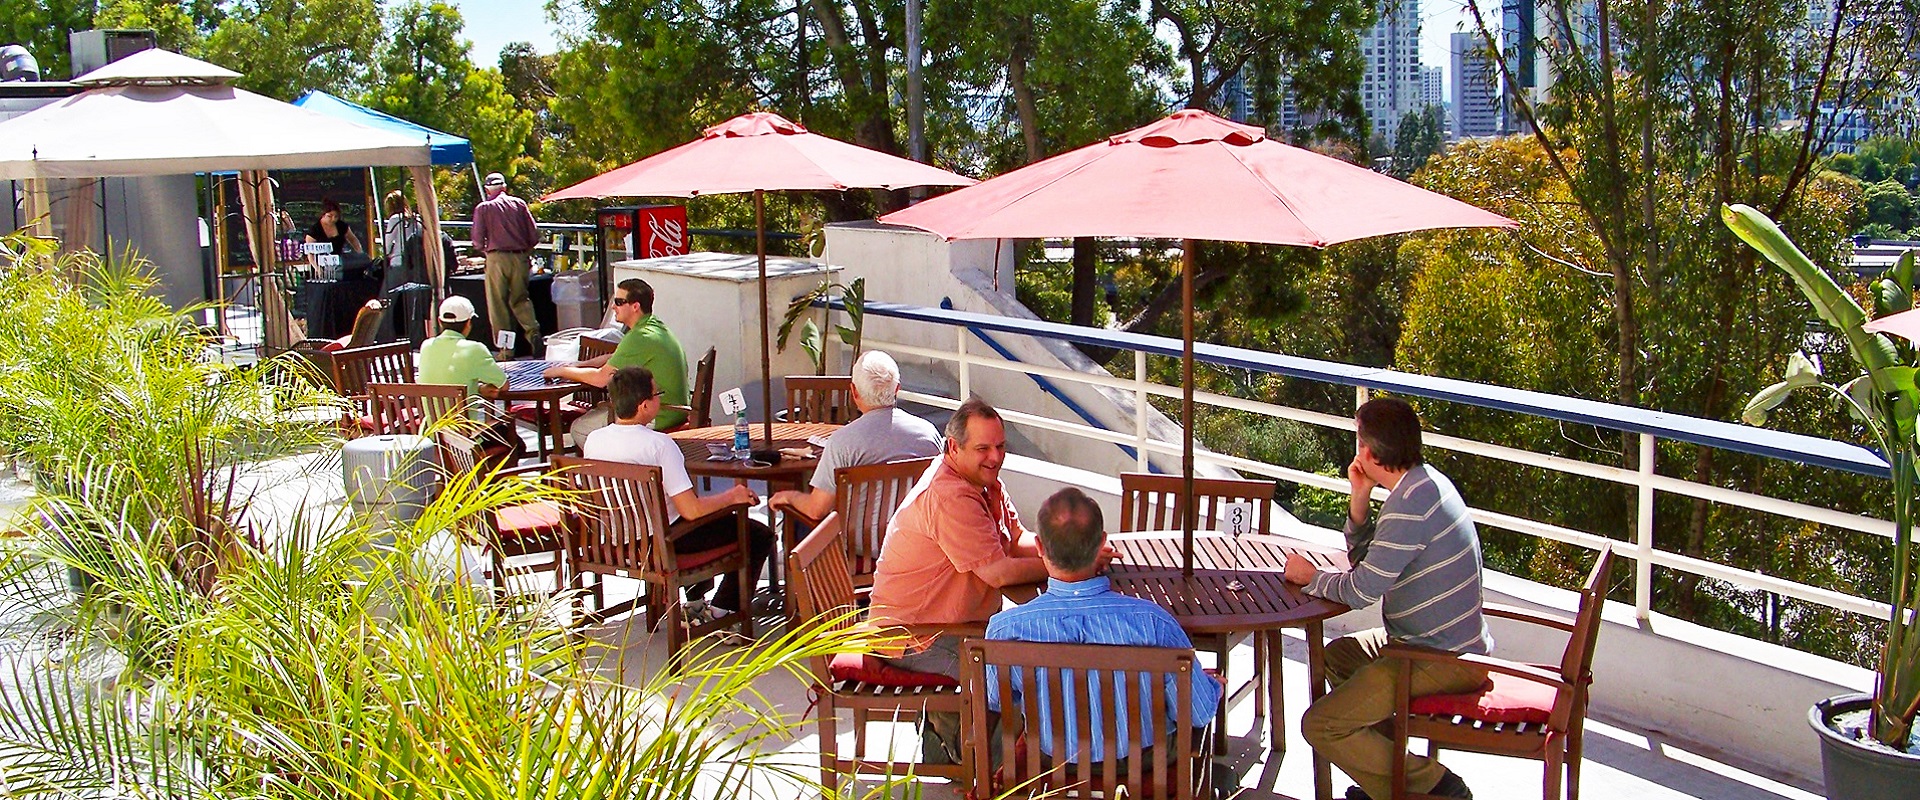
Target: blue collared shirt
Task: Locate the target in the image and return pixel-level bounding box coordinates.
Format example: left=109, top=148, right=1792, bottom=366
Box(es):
left=984, top=576, right=1223, bottom=760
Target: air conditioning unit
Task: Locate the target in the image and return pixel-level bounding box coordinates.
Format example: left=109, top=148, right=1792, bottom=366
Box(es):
left=67, top=29, right=156, bottom=79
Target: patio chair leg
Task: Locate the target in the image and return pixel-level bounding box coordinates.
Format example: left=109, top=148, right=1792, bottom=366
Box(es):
left=1215, top=639, right=1230, bottom=756
left=819, top=705, right=840, bottom=798
left=1544, top=748, right=1563, bottom=800
left=853, top=709, right=868, bottom=762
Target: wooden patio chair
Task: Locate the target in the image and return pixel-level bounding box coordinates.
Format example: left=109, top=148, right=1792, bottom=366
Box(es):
left=366, top=381, right=468, bottom=436
left=663, top=347, right=717, bottom=431
left=783, top=374, right=859, bottom=424
left=834, top=456, right=934, bottom=595
left=550, top=456, right=754, bottom=660
left=788, top=513, right=971, bottom=794
left=329, top=340, right=414, bottom=435
left=435, top=428, right=564, bottom=597
left=1118, top=472, right=1278, bottom=753
left=1386, top=545, right=1615, bottom=800
left=961, top=639, right=1214, bottom=800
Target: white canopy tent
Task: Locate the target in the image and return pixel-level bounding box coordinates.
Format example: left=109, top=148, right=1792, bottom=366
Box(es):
left=0, top=49, right=446, bottom=351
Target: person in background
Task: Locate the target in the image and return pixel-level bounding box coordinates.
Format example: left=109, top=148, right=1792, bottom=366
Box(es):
left=305, top=197, right=362, bottom=256
left=769, top=349, right=942, bottom=523
left=469, top=171, right=542, bottom=358
left=380, top=189, right=423, bottom=276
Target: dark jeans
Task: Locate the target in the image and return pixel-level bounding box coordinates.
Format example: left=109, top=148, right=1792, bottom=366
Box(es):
left=673, top=512, right=774, bottom=613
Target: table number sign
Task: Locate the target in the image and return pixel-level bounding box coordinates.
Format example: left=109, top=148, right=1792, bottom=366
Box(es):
left=718, top=387, right=747, bottom=417
left=1222, top=502, right=1256, bottom=536
left=495, top=330, right=516, bottom=351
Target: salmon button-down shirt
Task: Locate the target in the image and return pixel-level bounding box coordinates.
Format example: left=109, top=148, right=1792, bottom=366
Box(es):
left=868, top=456, right=1026, bottom=642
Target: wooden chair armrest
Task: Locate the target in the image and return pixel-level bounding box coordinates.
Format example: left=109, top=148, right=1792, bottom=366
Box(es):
left=668, top=500, right=753, bottom=538
left=498, top=463, right=548, bottom=478
left=1379, top=643, right=1574, bottom=691
left=1484, top=602, right=1576, bottom=632
left=769, top=496, right=824, bottom=528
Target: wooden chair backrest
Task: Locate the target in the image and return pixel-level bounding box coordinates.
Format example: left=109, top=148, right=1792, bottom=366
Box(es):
left=578, top=334, right=618, bottom=362
left=1117, top=473, right=1275, bottom=535
left=436, top=427, right=484, bottom=477
left=1554, top=545, right=1614, bottom=726
left=789, top=512, right=857, bottom=635
left=330, top=340, right=414, bottom=398
left=367, top=382, right=467, bottom=435
left=549, top=456, right=677, bottom=577
left=785, top=375, right=858, bottom=424
left=834, top=457, right=934, bottom=576
left=962, top=639, right=1205, bottom=800
left=689, top=347, right=716, bottom=428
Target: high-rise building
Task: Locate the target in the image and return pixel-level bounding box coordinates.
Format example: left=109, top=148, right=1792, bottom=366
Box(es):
left=1361, top=0, right=1423, bottom=146
left=1421, top=65, right=1449, bottom=138
left=1451, top=33, right=1501, bottom=139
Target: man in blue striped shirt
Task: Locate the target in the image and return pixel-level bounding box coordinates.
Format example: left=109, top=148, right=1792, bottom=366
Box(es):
left=985, top=487, right=1222, bottom=762
left=1285, top=397, right=1488, bottom=800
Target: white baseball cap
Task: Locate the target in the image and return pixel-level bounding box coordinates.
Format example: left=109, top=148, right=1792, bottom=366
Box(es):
left=439, top=295, right=477, bottom=323
left=483, top=172, right=506, bottom=188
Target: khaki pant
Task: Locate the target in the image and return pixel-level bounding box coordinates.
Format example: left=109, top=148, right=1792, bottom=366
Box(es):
left=1303, top=629, right=1487, bottom=800
left=484, top=250, right=540, bottom=353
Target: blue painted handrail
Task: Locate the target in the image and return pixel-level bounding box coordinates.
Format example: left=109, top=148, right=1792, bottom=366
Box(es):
left=841, top=299, right=1890, bottom=478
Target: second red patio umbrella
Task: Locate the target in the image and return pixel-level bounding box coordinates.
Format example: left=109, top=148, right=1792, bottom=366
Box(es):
left=545, top=111, right=975, bottom=445
left=881, top=109, right=1518, bottom=574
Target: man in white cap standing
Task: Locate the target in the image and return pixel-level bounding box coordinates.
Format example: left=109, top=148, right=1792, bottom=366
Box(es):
left=420, top=295, right=524, bottom=467
left=470, top=171, right=542, bottom=359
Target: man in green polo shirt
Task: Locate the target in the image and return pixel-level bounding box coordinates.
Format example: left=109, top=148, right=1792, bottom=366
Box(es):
left=421, top=295, right=524, bottom=465
left=545, top=277, right=690, bottom=444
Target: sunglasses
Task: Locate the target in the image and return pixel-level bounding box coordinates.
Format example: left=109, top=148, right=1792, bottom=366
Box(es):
left=611, top=297, right=638, bottom=306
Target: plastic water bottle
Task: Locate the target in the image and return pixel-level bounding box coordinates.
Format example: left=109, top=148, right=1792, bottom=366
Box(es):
left=732, top=410, right=751, bottom=462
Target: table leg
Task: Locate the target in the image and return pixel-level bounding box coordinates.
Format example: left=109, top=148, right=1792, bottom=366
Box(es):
left=1308, top=619, right=1331, bottom=800
left=547, top=399, right=565, bottom=457
left=1266, top=630, right=1285, bottom=748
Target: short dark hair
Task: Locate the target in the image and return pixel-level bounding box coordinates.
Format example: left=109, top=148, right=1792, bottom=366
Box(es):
left=945, top=397, right=1002, bottom=448
left=609, top=367, right=657, bottom=421
left=617, top=278, right=655, bottom=314
left=1356, top=396, right=1423, bottom=470
left=320, top=197, right=341, bottom=216
left=1036, top=488, right=1104, bottom=572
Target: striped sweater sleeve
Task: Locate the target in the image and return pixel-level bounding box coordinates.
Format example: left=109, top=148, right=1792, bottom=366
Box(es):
left=1306, top=471, right=1440, bottom=609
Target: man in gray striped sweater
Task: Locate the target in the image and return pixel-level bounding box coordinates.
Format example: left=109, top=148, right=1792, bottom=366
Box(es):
left=1285, top=397, right=1489, bottom=800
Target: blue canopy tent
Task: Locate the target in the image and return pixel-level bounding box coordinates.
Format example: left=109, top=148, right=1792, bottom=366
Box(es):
left=291, top=90, right=473, bottom=164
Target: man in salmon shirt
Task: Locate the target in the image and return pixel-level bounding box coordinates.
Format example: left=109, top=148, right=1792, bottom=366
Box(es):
left=867, top=397, right=1115, bottom=763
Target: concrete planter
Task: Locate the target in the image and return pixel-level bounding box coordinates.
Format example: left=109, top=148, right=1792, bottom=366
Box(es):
left=1812, top=693, right=1920, bottom=799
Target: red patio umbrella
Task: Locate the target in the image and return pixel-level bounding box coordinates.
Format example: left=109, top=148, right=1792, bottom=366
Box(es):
left=545, top=111, right=975, bottom=445
left=881, top=109, right=1518, bottom=574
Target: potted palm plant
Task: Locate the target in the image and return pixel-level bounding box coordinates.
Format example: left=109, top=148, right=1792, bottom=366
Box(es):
left=1725, top=203, right=1920, bottom=797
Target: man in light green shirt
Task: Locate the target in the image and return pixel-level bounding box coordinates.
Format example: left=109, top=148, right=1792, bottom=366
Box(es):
left=546, top=278, right=690, bottom=443
left=420, top=295, right=523, bottom=464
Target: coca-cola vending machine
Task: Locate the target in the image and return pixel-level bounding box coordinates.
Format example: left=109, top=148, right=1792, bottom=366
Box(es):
left=594, top=204, right=690, bottom=307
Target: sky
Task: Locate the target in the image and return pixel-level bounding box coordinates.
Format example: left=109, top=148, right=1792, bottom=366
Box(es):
left=454, top=0, right=1486, bottom=101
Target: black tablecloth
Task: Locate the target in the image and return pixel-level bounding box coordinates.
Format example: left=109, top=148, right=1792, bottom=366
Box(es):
left=447, top=273, right=557, bottom=358
left=300, top=274, right=383, bottom=340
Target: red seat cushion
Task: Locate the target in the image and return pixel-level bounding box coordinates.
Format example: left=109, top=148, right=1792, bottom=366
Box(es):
left=1409, top=671, right=1557, bottom=724
left=496, top=501, right=563, bottom=538
left=675, top=541, right=740, bottom=571
left=828, top=652, right=961, bottom=688
left=321, top=336, right=350, bottom=353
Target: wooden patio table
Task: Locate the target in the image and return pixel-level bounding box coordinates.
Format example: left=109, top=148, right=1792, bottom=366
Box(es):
left=496, top=359, right=587, bottom=460
left=668, top=422, right=843, bottom=601
left=1018, top=529, right=1350, bottom=800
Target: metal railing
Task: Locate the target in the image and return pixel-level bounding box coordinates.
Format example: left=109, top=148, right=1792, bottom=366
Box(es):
left=850, top=299, right=1892, bottom=624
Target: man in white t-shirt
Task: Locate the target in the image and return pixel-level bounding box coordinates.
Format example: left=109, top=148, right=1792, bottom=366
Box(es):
left=583, top=366, right=775, bottom=617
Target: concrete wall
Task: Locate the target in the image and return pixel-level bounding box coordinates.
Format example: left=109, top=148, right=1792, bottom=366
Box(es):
left=821, top=221, right=1232, bottom=481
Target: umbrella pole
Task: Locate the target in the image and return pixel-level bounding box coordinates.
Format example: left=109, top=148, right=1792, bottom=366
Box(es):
left=757, top=189, right=775, bottom=447
left=1182, top=238, right=1197, bottom=578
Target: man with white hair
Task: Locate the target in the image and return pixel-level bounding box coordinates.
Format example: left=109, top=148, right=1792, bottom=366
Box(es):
left=769, top=350, right=942, bottom=522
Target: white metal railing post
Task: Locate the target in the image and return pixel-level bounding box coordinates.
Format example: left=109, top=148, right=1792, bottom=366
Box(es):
left=1637, top=432, right=1657, bottom=621
left=957, top=327, right=970, bottom=400
left=1135, top=350, right=1150, bottom=471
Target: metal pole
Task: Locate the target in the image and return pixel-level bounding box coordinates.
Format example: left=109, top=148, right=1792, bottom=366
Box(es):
left=757, top=189, right=775, bottom=447
left=906, top=0, right=926, bottom=204
left=1182, top=238, right=1197, bottom=577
